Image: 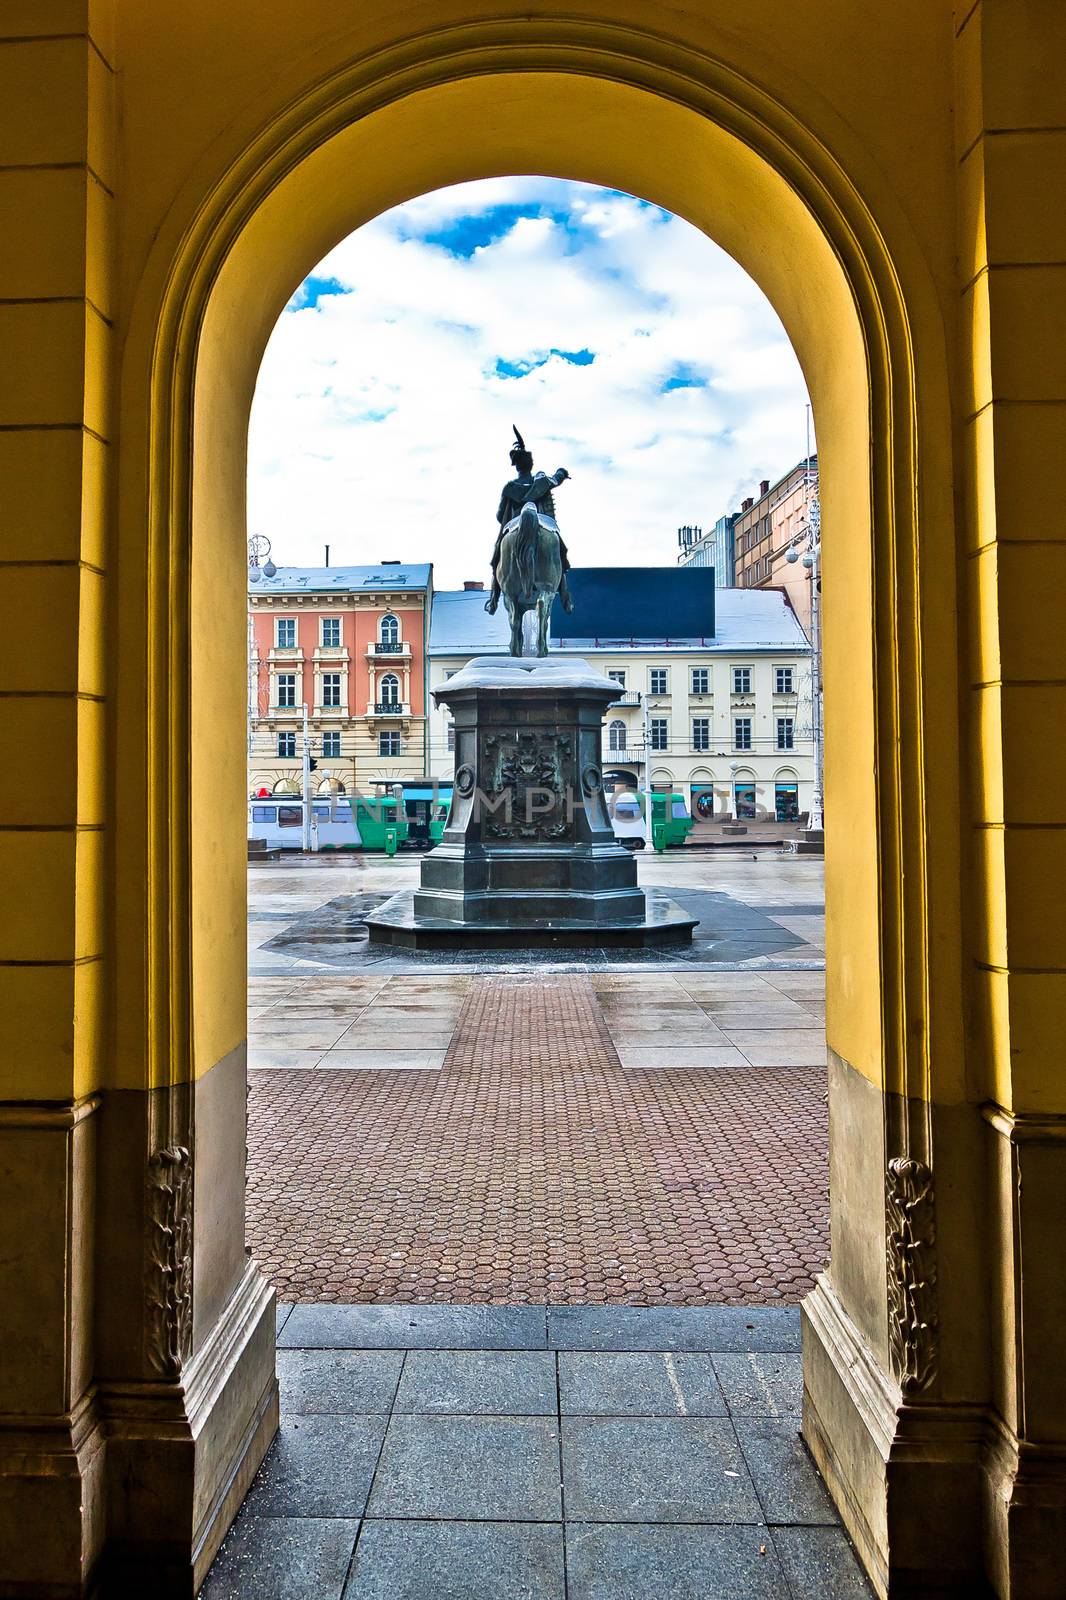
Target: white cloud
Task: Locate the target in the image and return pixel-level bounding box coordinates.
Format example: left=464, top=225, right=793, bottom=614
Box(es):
left=248, top=178, right=813, bottom=585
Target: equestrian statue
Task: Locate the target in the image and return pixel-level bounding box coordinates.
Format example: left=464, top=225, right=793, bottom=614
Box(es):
left=486, top=426, right=574, bottom=656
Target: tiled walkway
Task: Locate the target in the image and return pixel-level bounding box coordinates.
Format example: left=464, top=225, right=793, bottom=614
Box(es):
left=201, top=1303, right=871, bottom=1600
left=247, top=974, right=828, bottom=1303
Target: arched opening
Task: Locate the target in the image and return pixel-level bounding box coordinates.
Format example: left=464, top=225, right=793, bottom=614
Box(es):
left=607, top=718, right=627, bottom=753
left=378, top=672, right=400, bottom=708
left=116, top=32, right=961, bottom=1591
left=379, top=611, right=400, bottom=648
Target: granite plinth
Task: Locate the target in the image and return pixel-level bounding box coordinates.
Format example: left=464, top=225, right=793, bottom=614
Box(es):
left=363, top=656, right=696, bottom=949
left=365, top=887, right=697, bottom=950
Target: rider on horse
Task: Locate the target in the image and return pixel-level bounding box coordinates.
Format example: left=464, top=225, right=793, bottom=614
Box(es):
left=486, top=427, right=575, bottom=615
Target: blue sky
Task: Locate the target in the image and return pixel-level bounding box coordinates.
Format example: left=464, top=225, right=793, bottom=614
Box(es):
left=248, top=177, right=812, bottom=586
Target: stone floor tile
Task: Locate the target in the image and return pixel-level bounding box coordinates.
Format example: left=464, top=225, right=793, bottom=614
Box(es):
left=770, top=1527, right=873, bottom=1596
left=280, top=1303, right=548, bottom=1350
left=276, top=1349, right=403, bottom=1413
left=243, top=1414, right=387, bottom=1517
left=735, top=1419, right=840, bottom=1524
left=614, top=1045, right=749, bottom=1069
left=564, top=1523, right=791, bottom=1600
left=558, top=1352, right=726, bottom=1416
left=275, top=1302, right=293, bottom=1336
left=329, top=1029, right=455, bottom=1049
left=249, top=1027, right=353, bottom=1049
left=724, top=1032, right=828, bottom=1067
left=343, top=1520, right=566, bottom=1600
left=320, top=1049, right=448, bottom=1070
left=200, top=1514, right=359, bottom=1600
left=367, top=1414, right=562, bottom=1520
left=394, top=1350, right=557, bottom=1415
left=247, top=1047, right=325, bottom=1070
left=711, top=1352, right=803, bottom=1417
left=548, top=1305, right=801, bottom=1354
left=561, top=1416, right=762, bottom=1523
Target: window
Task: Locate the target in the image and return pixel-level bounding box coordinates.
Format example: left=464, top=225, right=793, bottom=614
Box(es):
left=277, top=731, right=296, bottom=758
left=321, top=616, right=340, bottom=647
left=732, top=666, right=752, bottom=694
left=322, top=672, right=341, bottom=707
left=278, top=805, right=302, bottom=828
left=690, top=668, right=709, bottom=695
left=692, top=717, right=710, bottom=751
left=649, top=668, right=668, bottom=695
left=322, top=730, right=341, bottom=758
left=379, top=613, right=399, bottom=647
left=608, top=719, right=627, bottom=752
left=379, top=730, right=401, bottom=756
left=276, top=617, right=295, bottom=648
left=775, top=782, right=799, bottom=822
left=734, top=717, right=753, bottom=751
left=776, top=717, right=795, bottom=750
left=607, top=670, right=626, bottom=688
left=650, top=718, right=668, bottom=751
left=379, top=673, right=400, bottom=706
left=446, top=721, right=455, bottom=752
left=275, top=672, right=296, bottom=707
left=251, top=805, right=275, bottom=823
left=775, top=666, right=794, bottom=694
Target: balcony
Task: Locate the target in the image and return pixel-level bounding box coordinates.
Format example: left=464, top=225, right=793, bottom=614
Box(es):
left=603, top=748, right=644, bottom=766
left=607, top=689, right=641, bottom=706
left=367, top=640, right=411, bottom=657
left=370, top=700, right=409, bottom=716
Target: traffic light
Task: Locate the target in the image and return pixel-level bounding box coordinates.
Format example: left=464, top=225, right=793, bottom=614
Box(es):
left=308, top=755, right=318, bottom=773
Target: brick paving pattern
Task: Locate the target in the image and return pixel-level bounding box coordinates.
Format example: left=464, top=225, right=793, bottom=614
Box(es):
left=247, top=975, right=828, bottom=1305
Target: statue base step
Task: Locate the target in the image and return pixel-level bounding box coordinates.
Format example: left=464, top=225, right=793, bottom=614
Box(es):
left=365, top=887, right=697, bottom=950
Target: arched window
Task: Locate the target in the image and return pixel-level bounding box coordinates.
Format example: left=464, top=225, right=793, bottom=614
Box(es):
left=379, top=613, right=399, bottom=647
left=608, top=719, right=626, bottom=752
left=379, top=673, right=400, bottom=706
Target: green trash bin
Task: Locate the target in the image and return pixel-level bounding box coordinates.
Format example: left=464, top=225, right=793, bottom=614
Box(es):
left=652, top=821, right=667, bottom=854
left=384, top=825, right=399, bottom=858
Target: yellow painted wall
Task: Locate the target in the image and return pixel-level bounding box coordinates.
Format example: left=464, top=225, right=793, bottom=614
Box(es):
left=14, top=0, right=1062, bottom=1134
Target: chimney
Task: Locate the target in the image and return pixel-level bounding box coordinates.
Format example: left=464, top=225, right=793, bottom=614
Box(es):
left=381, top=559, right=400, bottom=564
left=463, top=580, right=485, bottom=591
left=760, top=479, right=770, bottom=496
left=742, top=497, right=754, bottom=511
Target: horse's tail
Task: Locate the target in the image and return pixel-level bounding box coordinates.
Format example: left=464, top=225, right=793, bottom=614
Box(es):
left=514, top=502, right=540, bottom=606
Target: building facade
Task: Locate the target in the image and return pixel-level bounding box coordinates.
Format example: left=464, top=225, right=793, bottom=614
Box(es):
left=248, top=564, right=431, bottom=796
left=732, top=455, right=819, bottom=635
left=677, top=512, right=738, bottom=586
left=427, top=581, right=814, bottom=822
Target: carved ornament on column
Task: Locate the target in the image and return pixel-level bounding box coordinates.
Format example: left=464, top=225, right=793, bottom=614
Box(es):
left=145, top=1144, right=193, bottom=1377
left=885, top=1155, right=938, bottom=1396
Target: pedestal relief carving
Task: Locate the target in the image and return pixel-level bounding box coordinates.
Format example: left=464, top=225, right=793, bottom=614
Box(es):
left=483, top=730, right=572, bottom=840
left=885, top=1155, right=938, bottom=1395
left=145, top=1144, right=193, bottom=1376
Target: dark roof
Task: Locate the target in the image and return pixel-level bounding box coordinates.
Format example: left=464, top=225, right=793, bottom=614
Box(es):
left=549, top=566, right=715, bottom=642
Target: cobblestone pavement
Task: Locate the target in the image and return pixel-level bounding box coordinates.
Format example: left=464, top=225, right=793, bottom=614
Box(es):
left=201, top=1304, right=872, bottom=1600
left=247, top=971, right=828, bottom=1305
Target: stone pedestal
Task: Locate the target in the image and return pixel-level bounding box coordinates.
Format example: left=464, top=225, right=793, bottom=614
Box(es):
left=367, top=657, right=696, bottom=949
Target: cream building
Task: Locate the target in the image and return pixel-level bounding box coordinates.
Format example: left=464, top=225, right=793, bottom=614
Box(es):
left=427, top=583, right=814, bottom=823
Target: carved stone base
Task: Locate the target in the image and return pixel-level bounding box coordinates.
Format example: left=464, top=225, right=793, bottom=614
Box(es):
left=97, top=1262, right=278, bottom=1597
left=803, top=1275, right=989, bottom=1597
left=366, top=655, right=696, bottom=947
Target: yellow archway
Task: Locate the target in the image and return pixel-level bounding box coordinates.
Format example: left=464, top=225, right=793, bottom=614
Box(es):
left=110, top=22, right=965, bottom=1594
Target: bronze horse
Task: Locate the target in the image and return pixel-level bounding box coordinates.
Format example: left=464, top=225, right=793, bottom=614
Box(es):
left=495, top=501, right=567, bottom=657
